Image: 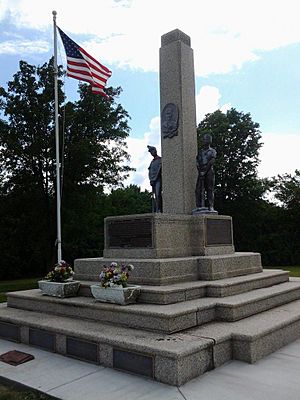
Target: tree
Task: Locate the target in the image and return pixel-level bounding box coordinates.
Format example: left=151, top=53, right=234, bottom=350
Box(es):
left=0, top=58, right=132, bottom=279
left=197, top=108, right=270, bottom=255
left=107, top=185, right=152, bottom=216
left=273, top=170, right=300, bottom=210
left=271, top=170, right=300, bottom=265
left=62, top=84, right=132, bottom=190
left=0, top=58, right=62, bottom=278
left=197, top=108, right=265, bottom=210
left=60, top=84, right=133, bottom=262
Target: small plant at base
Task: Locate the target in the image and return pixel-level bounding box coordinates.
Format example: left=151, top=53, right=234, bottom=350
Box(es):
left=44, top=260, right=74, bottom=283
left=99, top=262, right=134, bottom=288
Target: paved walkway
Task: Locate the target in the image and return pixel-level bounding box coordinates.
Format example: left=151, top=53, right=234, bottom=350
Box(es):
left=1, top=337, right=300, bottom=399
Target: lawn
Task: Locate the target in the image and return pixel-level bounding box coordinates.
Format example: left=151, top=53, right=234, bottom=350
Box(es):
left=0, top=382, right=58, bottom=400
left=0, top=278, right=40, bottom=303
left=265, top=266, right=300, bottom=277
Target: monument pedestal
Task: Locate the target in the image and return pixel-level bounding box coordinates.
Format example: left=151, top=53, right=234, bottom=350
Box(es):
left=74, top=213, right=261, bottom=285
left=75, top=213, right=262, bottom=285
left=103, top=213, right=234, bottom=259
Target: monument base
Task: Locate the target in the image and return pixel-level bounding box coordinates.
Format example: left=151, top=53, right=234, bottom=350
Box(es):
left=103, top=213, right=234, bottom=259
left=75, top=252, right=262, bottom=285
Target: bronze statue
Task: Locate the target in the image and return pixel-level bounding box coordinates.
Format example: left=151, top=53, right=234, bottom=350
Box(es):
left=194, top=134, right=217, bottom=214
left=147, top=145, right=162, bottom=213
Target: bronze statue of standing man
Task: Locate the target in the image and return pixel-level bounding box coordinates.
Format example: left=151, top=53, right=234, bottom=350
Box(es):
left=147, top=145, right=162, bottom=213
left=194, top=134, right=217, bottom=214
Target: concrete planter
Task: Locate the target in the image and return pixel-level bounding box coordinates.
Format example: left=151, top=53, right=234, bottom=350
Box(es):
left=90, top=284, right=141, bottom=305
left=38, top=280, right=80, bottom=298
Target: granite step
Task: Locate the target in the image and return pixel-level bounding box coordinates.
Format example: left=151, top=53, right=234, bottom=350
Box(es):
left=74, top=252, right=262, bottom=285
left=1, top=296, right=300, bottom=385
left=180, top=293, right=300, bottom=367
left=0, top=303, right=214, bottom=386
left=6, top=280, right=300, bottom=334
left=78, top=269, right=289, bottom=304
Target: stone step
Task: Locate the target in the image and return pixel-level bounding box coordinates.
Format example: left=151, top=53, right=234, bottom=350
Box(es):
left=214, top=280, right=300, bottom=322
left=78, top=269, right=289, bottom=304
left=181, top=293, right=300, bottom=367
left=0, top=303, right=213, bottom=386
left=6, top=280, right=300, bottom=334
left=74, top=252, right=262, bottom=285
left=1, top=297, right=300, bottom=385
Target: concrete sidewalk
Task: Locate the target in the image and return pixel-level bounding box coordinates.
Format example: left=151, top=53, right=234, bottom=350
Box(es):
left=1, top=337, right=300, bottom=400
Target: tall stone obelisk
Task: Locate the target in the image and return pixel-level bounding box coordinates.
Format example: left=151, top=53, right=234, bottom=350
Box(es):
left=160, top=29, right=198, bottom=214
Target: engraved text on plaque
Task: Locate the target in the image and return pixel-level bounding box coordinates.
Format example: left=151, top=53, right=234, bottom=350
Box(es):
left=206, top=219, right=232, bottom=246
left=107, top=218, right=153, bottom=248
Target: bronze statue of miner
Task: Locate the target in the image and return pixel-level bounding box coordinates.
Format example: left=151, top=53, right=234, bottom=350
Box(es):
left=147, top=145, right=162, bottom=213
left=195, top=134, right=217, bottom=213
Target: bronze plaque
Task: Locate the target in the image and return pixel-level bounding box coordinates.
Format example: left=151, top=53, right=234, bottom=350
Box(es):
left=206, top=219, right=232, bottom=246
left=67, top=337, right=98, bottom=363
left=113, top=348, right=154, bottom=378
left=0, top=322, right=20, bottom=342
left=29, top=328, right=55, bottom=351
left=107, top=218, right=152, bottom=248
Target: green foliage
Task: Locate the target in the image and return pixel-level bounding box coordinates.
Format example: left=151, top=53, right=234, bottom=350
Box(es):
left=197, top=109, right=266, bottom=249
left=62, top=84, right=132, bottom=188
left=197, top=110, right=300, bottom=266
left=197, top=109, right=283, bottom=264
left=61, top=185, right=151, bottom=262
left=107, top=185, right=152, bottom=216
left=197, top=108, right=265, bottom=208
left=270, top=170, right=300, bottom=265
left=0, top=278, right=39, bottom=303
left=0, top=58, right=133, bottom=279
left=273, top=170, right=300, bottom=209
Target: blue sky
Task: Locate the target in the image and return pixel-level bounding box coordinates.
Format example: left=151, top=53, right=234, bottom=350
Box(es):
left=1, top=0, right=300, bottom=190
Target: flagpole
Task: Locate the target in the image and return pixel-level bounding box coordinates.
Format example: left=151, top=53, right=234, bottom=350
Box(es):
left=52, top=10, right=62, bottom=263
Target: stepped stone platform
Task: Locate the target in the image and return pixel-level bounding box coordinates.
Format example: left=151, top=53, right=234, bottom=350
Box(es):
left=1, top=213, right=300, bottom=386
left=6, top=279, right=300, bottom=333
left=1, top=289, right=300, bottom=386
left=78, top=269, right=289, bottom=303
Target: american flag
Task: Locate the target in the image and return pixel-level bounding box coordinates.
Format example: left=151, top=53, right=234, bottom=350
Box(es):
left=58, top=27, right=112, bottom=97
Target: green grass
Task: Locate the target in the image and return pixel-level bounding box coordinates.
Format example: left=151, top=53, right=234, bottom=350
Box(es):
left=274, top=266, right=300, bottom=277
left=0, top=383, right=57, bottom=400
left=0, top=278, right=40, bottom=303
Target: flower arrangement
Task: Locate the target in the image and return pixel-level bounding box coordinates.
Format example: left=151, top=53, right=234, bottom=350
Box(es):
left=99, top=262, right=134, bottom=288
left=44, top=260, right=75, bottom=283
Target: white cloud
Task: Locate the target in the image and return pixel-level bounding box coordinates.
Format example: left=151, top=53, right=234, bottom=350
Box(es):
left=258, top=132, right=300, bottom=178
left=2, top=0, right=300, bottom=75
left=196, top=85, right=231, bottom=123
left=0, top=40, right=49, bottom=55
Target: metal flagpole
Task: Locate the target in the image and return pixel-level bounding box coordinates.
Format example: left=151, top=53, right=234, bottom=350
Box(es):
left=52, top=10, right=62, bottom=262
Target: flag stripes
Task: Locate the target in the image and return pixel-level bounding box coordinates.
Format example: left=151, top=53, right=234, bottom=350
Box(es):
left=57, top=27, right=112, bottom=97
